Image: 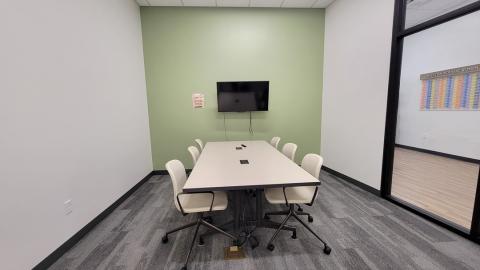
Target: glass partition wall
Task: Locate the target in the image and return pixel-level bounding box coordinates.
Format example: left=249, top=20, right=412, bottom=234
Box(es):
left=382, top=0, right=480, bottom=241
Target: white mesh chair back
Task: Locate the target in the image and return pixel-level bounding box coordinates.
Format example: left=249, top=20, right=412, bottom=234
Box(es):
left=188, top=146, right=200, bottom=166
left=301, top=154, right=323, bottom=179
left=165, top=159, right=187, bottom=212
left=282, top=143, right=297, bottom=161
left=270, top=137, right=281, bottom=149
left=194, top=139, right=204, bottom=151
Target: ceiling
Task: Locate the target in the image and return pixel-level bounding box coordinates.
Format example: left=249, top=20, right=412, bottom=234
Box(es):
left=137, top=0, right=479, bottom=25
left=406, top=0, right=479, bottom=28
left=136, top=0, right=336, bottom=8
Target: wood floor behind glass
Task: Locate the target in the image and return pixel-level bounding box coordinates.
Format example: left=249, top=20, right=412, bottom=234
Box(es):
left=392, top=147, right=479, bottom=229
left=49, top=172, right=480, bottom=270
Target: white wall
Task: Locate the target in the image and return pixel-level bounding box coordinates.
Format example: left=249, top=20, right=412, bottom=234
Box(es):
left=396, top=11, right=480, bottom=160
left=0, top=1, right=152, bottom=269
left=322, top=0, right=395, bottom=189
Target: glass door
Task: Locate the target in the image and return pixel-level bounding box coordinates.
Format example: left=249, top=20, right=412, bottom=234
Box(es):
left=383, top=0, right=480, bottom=239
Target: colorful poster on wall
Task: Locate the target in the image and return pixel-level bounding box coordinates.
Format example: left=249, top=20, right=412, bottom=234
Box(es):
left=420, top=64, right=480, bottom=111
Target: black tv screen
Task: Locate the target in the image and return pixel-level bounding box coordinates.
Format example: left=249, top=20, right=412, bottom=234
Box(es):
left=217, top=81, right=269, bottom=112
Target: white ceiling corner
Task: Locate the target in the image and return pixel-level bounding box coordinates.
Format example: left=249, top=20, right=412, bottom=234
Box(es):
left=136, top=0, right=150, bottom=6
left=312, top=0, right=335, bottom=8
left=144, top=0, right=182, bottom=6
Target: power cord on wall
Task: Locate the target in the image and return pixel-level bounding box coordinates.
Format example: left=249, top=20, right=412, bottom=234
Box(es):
left=223, top=112, right=254, bottom=141
left=249, top=111, right=254, bottom=136
left=223, top=112, right=228, bottom=141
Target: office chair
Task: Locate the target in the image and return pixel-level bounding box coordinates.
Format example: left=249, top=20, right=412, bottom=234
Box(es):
left=282, top=143, right=297, bottom=161
left=162, top=160, right=236, bottom=270
left=194, top=138, right=204, bottom=152
left=270, top=136, right=281, bottom=149
left=265, top=152, right=321, bottom=221
left=263, top=154, right=331, bottom=254
left=188, top=146, right=200, bottom=166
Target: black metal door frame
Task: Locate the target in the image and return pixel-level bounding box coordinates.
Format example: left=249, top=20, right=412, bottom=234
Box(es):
left=381, top=0, right=480, bottom=243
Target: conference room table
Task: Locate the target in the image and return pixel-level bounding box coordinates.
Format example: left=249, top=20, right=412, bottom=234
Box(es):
left=183, top=140, right=320, bottom=245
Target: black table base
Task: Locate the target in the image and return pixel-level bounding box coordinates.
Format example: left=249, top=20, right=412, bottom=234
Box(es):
left=200, top=189, right=296, bottom=247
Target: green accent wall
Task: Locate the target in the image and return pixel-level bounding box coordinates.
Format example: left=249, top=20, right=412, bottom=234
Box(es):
left=141, top=7, right=325, bottom=170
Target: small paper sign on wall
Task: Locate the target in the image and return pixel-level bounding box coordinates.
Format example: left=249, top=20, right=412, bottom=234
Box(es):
left=192, top=93, right=205, bottom=109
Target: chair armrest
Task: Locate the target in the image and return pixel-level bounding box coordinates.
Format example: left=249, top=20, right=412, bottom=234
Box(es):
left=176, top=191, right=215, bottom=215
left=282, top=182, right=321, bottom=207
left=305, top=184, right=320, bottom=206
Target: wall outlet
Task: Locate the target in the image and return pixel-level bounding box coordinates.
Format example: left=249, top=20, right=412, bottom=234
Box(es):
left=64, top=199, right=73, bottom=215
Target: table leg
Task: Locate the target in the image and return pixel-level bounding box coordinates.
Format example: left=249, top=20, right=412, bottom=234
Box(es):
left=249, top=189, right=297, bottom=234
left=256, top=189, right=263, bottom=225
left=228, top=189, right=297, bottom=247
left=233, top=190, right=242, bottom=245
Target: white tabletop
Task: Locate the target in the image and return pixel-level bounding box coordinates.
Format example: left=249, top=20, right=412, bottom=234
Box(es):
left=183, top=140, right=320, bottom=192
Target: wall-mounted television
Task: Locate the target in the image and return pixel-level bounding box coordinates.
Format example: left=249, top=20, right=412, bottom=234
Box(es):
left=217, top=81, right=269, bottom=112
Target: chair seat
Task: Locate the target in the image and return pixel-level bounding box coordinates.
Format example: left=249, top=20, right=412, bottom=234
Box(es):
left=265, top=186, right=316, bottom=204
left=178, top=191, right=228, bottom=214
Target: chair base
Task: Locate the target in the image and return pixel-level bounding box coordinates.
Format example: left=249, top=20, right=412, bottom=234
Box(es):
left=199, top=217, right=297, bottom=249
left=199, top=219, right=234, bottom=244
left=162, top=214, right=236, bottom=270
left=295, top=204, right=314, bottom=222
left=265, top=205, right=314, bottom=223
left=265, top=205, right=331, bottom=255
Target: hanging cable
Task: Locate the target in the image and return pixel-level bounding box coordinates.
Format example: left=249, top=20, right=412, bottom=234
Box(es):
left=223, top=112, right=228, bottom=140
left=249, top=111, right=253, bottom=135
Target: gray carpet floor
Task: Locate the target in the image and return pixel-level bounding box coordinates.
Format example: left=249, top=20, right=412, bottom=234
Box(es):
left=48, top=172, right=480, bottom=270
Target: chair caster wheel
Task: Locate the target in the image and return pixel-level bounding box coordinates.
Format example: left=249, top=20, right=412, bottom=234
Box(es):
left=161, top=235, right=168, bottom=244
left=181, top=266, right=187, bottom=270
left=267, top=244, right=275, bottom=251
left=323, top=245, right=331, bottom=255
left=308, top=216, right=313, bottom=223
left=297, top=207, right=303, bottom=212
left=198, top=237, right=205, bottom=246
left=291, top=232, right=297, bottom=239
left=204, top=216, right=213, bottom=223
left=264, top=214, right=270, bottom=220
